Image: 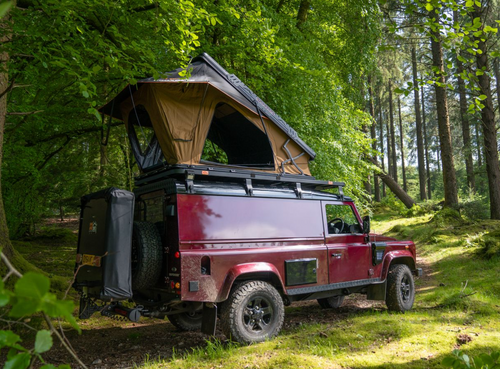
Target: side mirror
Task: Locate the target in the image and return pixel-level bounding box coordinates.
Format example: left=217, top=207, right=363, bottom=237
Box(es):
left=362, top=215, right=371, bottom=234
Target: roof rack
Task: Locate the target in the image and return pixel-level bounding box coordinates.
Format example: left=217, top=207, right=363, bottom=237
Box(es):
left=134, top=164, right=345, bottom=199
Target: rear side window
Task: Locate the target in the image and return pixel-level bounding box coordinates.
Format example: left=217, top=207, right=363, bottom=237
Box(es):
left=178, top=195, right=324, bottom=241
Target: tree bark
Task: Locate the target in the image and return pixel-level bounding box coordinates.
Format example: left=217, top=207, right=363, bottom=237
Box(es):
left=471, top=4, right=500, bottom=219
left=421, top=82, right=432, bottom=199
left=429, top=9, right=459, bottom=207
left=398, top=97, right=407, bottom=192
left=296, top=0, right=310, bottom=29
left=388, top=80, right=397, bottom=182
left=412, top=46, right=427, bottom=201
left=368, top=157, right=416, bottom=209
left=386, top=117, right=392, bottom=179
left=475, top=120, right=482, bottom=167
left=276, top=0, right=287, bottom=13
left=0, top=5, right=15, bottom=259
left=454, top=11, right=475, bottom=193
left=369, top=76, right=380, bottom=202
left=378, top=93, right=386, bottom=197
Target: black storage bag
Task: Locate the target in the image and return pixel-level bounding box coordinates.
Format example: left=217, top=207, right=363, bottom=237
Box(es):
left=76, top=187, right=135, bottom=301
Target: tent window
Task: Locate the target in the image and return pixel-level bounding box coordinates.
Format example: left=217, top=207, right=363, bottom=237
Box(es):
left=128, top=105, right=164, bottom=171
left=201, top=103, right=274, bottom=168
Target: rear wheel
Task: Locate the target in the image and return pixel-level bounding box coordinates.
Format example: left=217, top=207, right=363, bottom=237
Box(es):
left=317, top=295, right=345, bottom=309
left=386, top=264, right=415, bottom=312
left=131, top=221, right=162, bottom=290
left=167, top=310, right=203, bottom=331
left=221, top=281, right=284, bottom=344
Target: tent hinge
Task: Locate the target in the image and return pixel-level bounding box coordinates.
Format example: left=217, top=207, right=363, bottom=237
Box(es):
left=185, top=171, right=195, bottom=194
left=281, top=139, right=305, bottom=175
left=245, top=179, right=253, bottom=196
left=295, top=183, right=303, bottom=198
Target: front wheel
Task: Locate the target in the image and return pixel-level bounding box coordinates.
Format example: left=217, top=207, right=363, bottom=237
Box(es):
left=221, top=281, right=284, bottom=344
left=386, top=264, right=415, bottom=312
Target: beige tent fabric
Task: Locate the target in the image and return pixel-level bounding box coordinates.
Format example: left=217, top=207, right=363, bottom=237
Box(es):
left=121, top=82, right=311, bottom=175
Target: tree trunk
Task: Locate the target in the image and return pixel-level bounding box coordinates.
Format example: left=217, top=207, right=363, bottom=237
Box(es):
left=369, top=77, right=380, bottom=202
left=378, top=94, right=386, bottom=197
left=0, top=6, right=14, bottom=259
left=437, top=146, right=441, bottom=172
left=398, top=97, right=407, bottom=192
left=386, top=117, right=392, bottom=179
left=495, top=58, right=500, bottom=114
left=411, top=46, right=427, bottom=201
left=276, top=0, right=287, bottom=13
left=475, top=120, right=482, bottom=167
left=454, top=11, right=475, bottom=193
left=429, top=9, right=459, bottom=207
left=471, top=5, right=500, bottom=219
left=296, top=0, right=310, bottom=28
left=388, top=80, right=397, bottom=182
left=368, top=157, right=416, bottom=209
left=421, top=82, right=432, bottom=199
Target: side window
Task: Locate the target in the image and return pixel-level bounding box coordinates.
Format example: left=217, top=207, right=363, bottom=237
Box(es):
left=325, top=204, right=361, bottom=235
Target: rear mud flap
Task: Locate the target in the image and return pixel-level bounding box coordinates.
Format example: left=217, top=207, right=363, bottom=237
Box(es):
left=201, top=303, right=217, bottom=335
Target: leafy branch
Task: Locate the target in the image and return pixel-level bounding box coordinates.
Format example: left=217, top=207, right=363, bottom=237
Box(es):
left=0, top=251, right=87, bottom=369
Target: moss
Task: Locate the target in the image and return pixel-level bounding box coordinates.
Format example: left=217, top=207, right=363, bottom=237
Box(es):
left=477, top=229, right=500, bottom=259
left=23, top=227, right=78, bottom=246
left=429, top=208, right=466, bottom=227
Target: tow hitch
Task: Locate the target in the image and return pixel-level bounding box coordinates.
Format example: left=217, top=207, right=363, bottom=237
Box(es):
left=101, top=303, right=143, bottom=322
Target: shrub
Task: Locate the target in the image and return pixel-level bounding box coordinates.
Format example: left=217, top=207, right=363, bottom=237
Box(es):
left=442, top=349, right=500, bottom=368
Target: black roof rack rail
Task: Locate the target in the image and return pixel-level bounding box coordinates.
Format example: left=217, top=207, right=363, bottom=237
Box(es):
left=134, top=164, right=345, bottom=194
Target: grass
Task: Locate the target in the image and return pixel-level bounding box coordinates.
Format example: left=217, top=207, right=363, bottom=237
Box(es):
left=140, top=209, right=500, bottom=369
left=9, top=211, right=500, bottom=368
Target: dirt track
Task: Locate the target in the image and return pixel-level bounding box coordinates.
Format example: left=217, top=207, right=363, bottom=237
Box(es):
left=45, top=297, right=387, bottom=368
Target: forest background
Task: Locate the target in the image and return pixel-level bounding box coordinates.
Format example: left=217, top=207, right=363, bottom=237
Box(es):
left=1, top=0, right=500, bottom=367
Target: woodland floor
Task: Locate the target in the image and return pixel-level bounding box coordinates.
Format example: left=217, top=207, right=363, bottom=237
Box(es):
left=5, top=211, right=500, bottom=368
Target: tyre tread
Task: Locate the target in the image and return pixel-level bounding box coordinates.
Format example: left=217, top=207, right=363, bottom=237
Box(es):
left=221, top=281, right=284, bottom=344
left=386, top=264, right=415, bottom=312
left=132, top=221, right=162, bottom=290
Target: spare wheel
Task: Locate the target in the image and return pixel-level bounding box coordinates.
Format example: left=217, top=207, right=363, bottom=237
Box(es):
left=131, top=221, right=163, bottom=290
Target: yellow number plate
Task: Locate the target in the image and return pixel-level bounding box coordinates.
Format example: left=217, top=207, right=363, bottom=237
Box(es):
left=82, top=254, right=100, bottom=267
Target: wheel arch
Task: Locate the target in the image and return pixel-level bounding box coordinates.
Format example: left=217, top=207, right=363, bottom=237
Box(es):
left=381, top=252, right=416, bottom=281
left=217, top=262, right=285, bottom=302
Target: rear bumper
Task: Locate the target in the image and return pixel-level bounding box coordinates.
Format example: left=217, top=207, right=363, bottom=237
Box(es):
left=413, top=268, right=423, bottom=277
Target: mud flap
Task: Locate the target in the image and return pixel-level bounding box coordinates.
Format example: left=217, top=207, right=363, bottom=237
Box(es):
left=367, top=281, right=387, bottom=301
left=201, top=303, right=217, bottom=335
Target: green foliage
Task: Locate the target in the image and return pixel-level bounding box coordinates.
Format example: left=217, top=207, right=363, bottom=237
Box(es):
left=0, top=267, right=79, bottom=368
left=443, top=349, right=500, bottom=369
left=460, top=194, right=490, bottom=221
left=3, top=0, right=381, bottom=236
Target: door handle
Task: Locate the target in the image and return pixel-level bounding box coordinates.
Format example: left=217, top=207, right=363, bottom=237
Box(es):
left=331, top=253, right=342, bottom=259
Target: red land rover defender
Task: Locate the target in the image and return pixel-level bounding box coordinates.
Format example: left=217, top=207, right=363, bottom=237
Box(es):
left=74, top=54, right=421, bottom=344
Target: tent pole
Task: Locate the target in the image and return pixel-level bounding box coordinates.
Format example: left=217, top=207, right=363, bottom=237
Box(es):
left=257, top=106, right=277, bottom=170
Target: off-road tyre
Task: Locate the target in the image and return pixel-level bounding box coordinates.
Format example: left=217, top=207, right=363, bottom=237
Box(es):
left=167, top=310, right=203, bottom=331
left=386, top=264, right=415, bottom=312
left=221, top=281, right=284, bottom=345
left=131, top=221, right=162, bottom=290
left=317, top=295, right=345, bottom=309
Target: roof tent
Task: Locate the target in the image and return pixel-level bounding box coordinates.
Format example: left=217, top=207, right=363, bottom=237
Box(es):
left=99, top=53, right=316, bottom=176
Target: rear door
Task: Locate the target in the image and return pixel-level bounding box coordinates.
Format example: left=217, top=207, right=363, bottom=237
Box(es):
left=322, top=202, right=372, bottom=284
